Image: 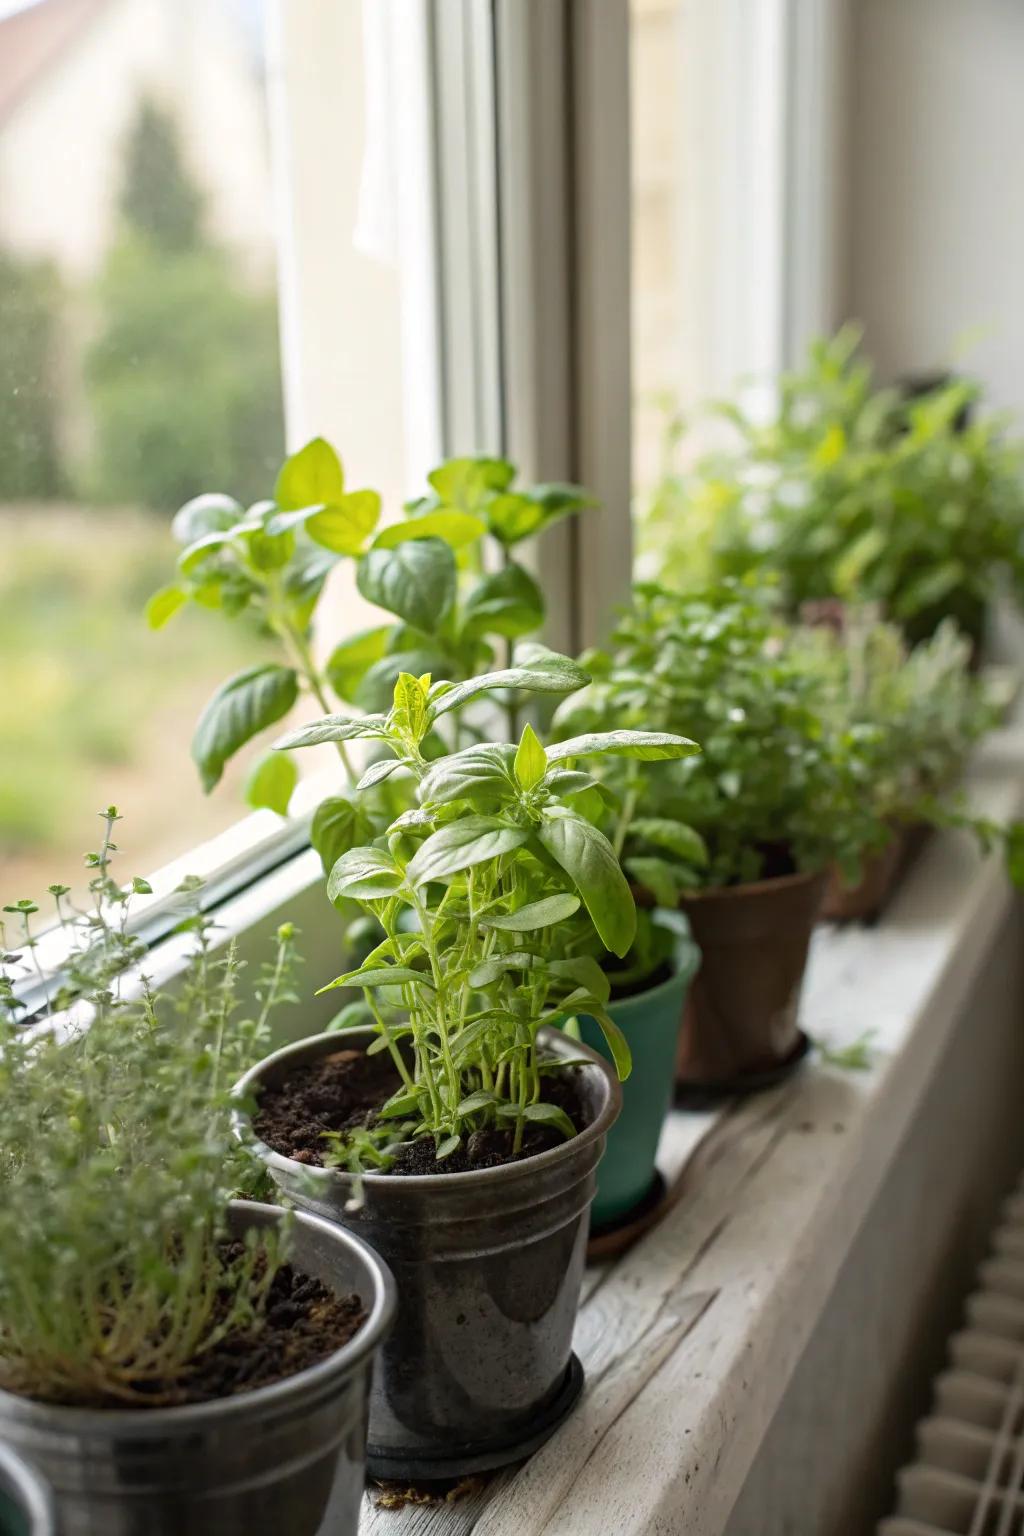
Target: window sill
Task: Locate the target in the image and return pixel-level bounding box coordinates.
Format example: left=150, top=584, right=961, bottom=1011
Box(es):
left=359, top=723, right=1024, bottom=1534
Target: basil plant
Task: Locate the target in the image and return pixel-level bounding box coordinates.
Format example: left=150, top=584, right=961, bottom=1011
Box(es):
left=148, top=437, right=593, bottom=844
left=275, top=668, right=696, bottom=1164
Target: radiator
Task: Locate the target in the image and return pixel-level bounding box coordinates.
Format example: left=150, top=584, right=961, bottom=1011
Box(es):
left=881, top=1181, right=1024, bottom=1535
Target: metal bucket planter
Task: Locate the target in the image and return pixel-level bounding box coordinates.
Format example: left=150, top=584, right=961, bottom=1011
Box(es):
left=580, top=921, right=701, bottom=1233
left=0, top=1202, right=395, bottom=1536
left=677, top=869, right=826, bottom=1094
left=236, top=1028, right=621, bottom=1482
left=0, top=1443, right=54, bottom=1536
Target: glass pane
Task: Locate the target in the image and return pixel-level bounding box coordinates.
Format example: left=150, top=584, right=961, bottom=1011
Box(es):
left=0, top=0, right=423, bottom=907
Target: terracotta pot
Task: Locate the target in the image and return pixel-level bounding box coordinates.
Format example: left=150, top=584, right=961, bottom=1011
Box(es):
left=822, top=826, right=908, bottom=923
left=676, top=869, right=827, bottom=1090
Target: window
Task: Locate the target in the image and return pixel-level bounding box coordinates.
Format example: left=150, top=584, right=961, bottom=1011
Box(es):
left=0, top=0, right=438, bottom=907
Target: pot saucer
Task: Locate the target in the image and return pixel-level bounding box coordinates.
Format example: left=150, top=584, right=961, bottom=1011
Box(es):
left=587, top=1171, right=674, bottom=1262
left=366, top=1354, right=584, bottom=1482
left=675, top=1029, right=811, bottom=1108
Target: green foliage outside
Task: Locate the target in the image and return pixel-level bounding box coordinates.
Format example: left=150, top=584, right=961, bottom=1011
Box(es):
left=0, top=249, right=64, bottom=499
left=82, top=95, right=284, bottom=512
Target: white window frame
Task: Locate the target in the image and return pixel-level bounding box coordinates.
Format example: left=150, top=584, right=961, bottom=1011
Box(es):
left=17, top=0, right=842, bottom=1012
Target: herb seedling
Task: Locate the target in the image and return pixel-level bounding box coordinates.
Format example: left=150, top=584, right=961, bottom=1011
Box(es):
left=275, top=670, right=696, bottom=1166
left=0, top=811, right=301, bottom=1406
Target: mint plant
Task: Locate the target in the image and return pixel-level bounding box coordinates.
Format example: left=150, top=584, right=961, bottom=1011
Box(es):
left=552, top=583, right=880, bottom=893
left=149, top=438, right=593, bottom=842
left=274, top=670, right=696, bottom=1165
left=0, top=811, right=300, bottom=1406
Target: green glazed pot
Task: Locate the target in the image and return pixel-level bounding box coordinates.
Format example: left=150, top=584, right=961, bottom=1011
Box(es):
left=580, top=922, right=701, bottom=1231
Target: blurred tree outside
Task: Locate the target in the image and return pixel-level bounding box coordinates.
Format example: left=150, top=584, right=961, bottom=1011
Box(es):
left=85, top=96, right=286, bottom=512
left=0, top=249, right=65, bottom=500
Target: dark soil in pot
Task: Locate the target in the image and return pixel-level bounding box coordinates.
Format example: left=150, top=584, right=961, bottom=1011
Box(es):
left=253, top=1045, right=588, bottom=1174
left=676, top=867, right=826, bottom=1094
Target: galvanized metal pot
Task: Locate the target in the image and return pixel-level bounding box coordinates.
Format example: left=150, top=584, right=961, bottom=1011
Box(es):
left=0, top=1442, right=54, bottom=1536
left=237, top=1028, right=621, bottom=1481
left=0, top=1201, right=395, bottom=1536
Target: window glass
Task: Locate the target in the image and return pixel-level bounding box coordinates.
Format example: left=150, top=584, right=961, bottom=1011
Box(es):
left=0, top=0, right=421, bottom=905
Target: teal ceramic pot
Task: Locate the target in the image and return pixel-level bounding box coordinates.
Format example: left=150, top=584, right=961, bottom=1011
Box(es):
left=580, top=923, right=701, bottom=1231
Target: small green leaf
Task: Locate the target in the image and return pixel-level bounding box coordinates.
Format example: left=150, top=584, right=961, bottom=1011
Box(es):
left=479, top=893, right=580, bottom=931
left=407, top=817, right=531, bottom=886
left=274, top=437, right=344, bottom=510
left=312, top=797, right=366, bottom=877
left=462, top=562, right=545, bottom=638
left=435, top=1134, right=461, bottom=1160
left=327, top=847, right=405, bottom=903
left=356, top=758, right=405, bottom=792
left=496, top=1101, right=577, bottom=1139
left=536, top=809, right=636, bottom=957
left=330, top=964, right=433, bottom=990
left=192, top=666, right=299, bottom=792
left=456, top=1090, right=499, bottom=1115
left=418, top=744, right=517, bottom=807
left=146, top=584, right=187, bottom=630
left=325, top=625, right=393, bottom=703
left=514, top=722, right=548, bottom=791
left=547, top=730, right=699, bottom=763
left=630, top=819, right=708, bottom=865
left=171, top=493, right=243, bottom=545
left=577, top=1002, right=633, bottom=1082
left=244, top=752, right=298, bottom=816
left=373, top=510, right=486, bottom=549
left=357, top=538, right=456, bottom=634
left=624, top=855, right=691, bottom=908
left=306, top=491, right=381, bottom=554
left=356, top=648, right=457, bottom=712
left=275, top=713, right=388, bottom=751
left=428, top=456, right=515, bottom=508
left=428, top=651, right=589, bottom=719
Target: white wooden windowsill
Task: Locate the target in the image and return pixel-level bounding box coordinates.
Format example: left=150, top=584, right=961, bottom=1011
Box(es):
left=359, top=725, right=1024, bottom=1535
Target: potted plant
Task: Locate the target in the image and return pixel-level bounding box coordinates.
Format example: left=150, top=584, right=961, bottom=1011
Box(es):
left=0, top=1443, right=53, bottom=1536
left=0, top=814, right=395, bottom=1536
left=553, top=583, right=881, bottom=1093
left=148, top=438, right=593, bottom=864
left=236, top=669, right=694, bottom=1478
left=797, top=615, right=1024, bottom=920
left=639, top=327, right=1024, bottom=650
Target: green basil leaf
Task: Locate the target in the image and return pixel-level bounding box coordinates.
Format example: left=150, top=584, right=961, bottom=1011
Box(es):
left=171, top=492, right=243, bottom=545
left=274, top=712, right=388, bottom=751
left=373, top=509, right=486, bottom=549
left=515, top=1101, right=578, bottom=1139
left=427, top=456, right=515, bottom=508
left=325, top=625, right=392, bottom=703
left=312, top=797, right=366, bottom=877
left=328, top=847, right=405, bottom=903
left=306, top=491, right=381, bottom=554
left=547, top=958, right=612, bottom=1002
left=456, top=1090, right=499, bottom=1115
left=357, top=538, right=456, bottom=633
left=356, top=649, right=455, bottom=713
left=479, top=893, right=581, bottom=931
left=407, top=816, right=531, bottom=886
left=417, top=744, right=517, bottom=807
left=329, top=964, right=433, bottom=990
left=435, top=1134, right=461, bottom=1160
left=192, top=665, right=299, bottom=792
left=145, top=584, right=187, bottom=630
left=462, top=562, right=545, bottom=638
left=547, top=729, right=699, bottom=763
left=629, top=818, right=708, bottom=865
left=623, top=856, right=692, bottom=909
left=356, top=758, right=406, bottom=792
left=514, top=722, right=548, bottom=790
left=274, top=437, right=344, bottom=510
left=428, top=650, right=589, bottom=719
left=244, top=751, right=298, bottom=817
left=578, top=1000, right=633, bottom=1082
left=536, top=809, right=636, bottom=957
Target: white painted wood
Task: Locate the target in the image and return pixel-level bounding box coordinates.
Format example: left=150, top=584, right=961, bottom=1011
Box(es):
left=361, top=728, right=1024, bottom=1534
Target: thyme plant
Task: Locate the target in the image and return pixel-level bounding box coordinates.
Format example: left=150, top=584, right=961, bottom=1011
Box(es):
left=276, top=671, right=696, bottom=1163
left=0, top=811, right=300, bottom=1407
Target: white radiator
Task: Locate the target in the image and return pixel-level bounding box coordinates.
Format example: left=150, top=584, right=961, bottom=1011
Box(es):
left=881, top=1184, right=1024, bottom=1535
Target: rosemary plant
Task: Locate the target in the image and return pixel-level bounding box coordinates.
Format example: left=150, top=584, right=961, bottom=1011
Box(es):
left=276, top=671, right=697, bottom=1163
left=0, top=811, right=301, bottom=1407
